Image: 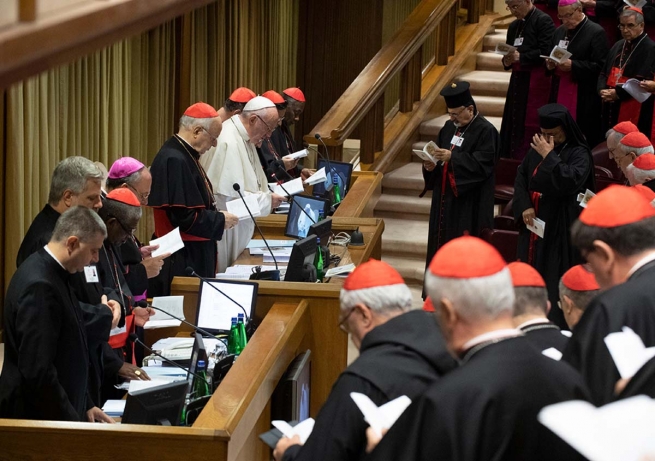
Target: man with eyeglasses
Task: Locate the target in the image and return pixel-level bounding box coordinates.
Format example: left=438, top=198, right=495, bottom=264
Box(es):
left=605, top=120, right=638, bottom=182
left=615, top=131, right=655, bottom=180
left=421, top=81, right=498, bottom=296
left=500, top=0, right=555, bottom=160
left=563, top=185, right=655, bottom=405
left=201, top=96, right=286, bottom=272
left=546, top=0, right=608, bottom=148
left=149, top=102, right=239, bottom=296
left=273, top=259, right=456, bottom=461
left=598, top=8, right=655, bottom=137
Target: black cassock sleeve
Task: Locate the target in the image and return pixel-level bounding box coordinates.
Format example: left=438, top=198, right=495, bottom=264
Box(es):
left=513, top=153, right=535, bottom=220
left=449, top=124, right=498, bottom=196
left=571, top=27, right=608, bottom=82
left=529, top=147, right=591, bottom=197
left=521, top=14, right=556, bottom=66
left=283, top=374, right=387, bottom=461
left=166, top=206, right=225, bottom=241
left=15, top=282, right=81, bottom=421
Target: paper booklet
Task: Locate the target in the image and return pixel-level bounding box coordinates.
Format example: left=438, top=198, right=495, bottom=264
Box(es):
left=412, top=141, right=439, bottom=165
left=540, top=46, right=572, bottom=64
left=269, top=177, right=304, bottom=197
left=624, top=0, right=647, bottom=8
left=622, top=78, right=652, bottom=104
left=226, top=194, right=261, bottom=220
left=143, top=296, right=184, bottom=330
left=284, top=148, right=309, bottom=161
left=149, top=227, right=185, bottom=258
left=577, top=189, right=596, bottom=208
left=350, top=392, right=412, bottom=437
left=604, top=326, right=655, bottom=379
left=538, top=395, right=655, bottom=461
left=494, top=43, right=517, bottom=56
left=304, top=167, right=326, bottom=186
left=526, top=217, right=545, bottom=238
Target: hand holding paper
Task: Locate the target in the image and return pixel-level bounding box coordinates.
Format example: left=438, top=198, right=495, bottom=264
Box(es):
left=226, top=195, right=261, bottom=220
left=149, top=227, right=184, bottom=258
left=350, top=392, right=412, bottom=437
left=271, top=419, right=315, bottom=444
left=304, top=167, right=326, bottom=186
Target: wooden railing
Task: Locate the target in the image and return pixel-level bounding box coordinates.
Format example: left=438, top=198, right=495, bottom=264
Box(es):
left=304, top=0, right=492, bottom=166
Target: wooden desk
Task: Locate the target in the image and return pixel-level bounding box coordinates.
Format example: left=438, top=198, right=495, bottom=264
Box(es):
left=332, top=171, right=382, bottom=218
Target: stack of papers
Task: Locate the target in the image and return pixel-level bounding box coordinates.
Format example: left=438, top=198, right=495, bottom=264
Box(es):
left=538, top=395, right=655, bottom=461
left=412, top=141, right=439, bottom=165
left=102, top=400, right=127, bottom=417
left=226, top=195, right=261, bottom=220
left=215, top=264, right=287, bottom=280
left=271, top=419, right=315, bottom=444
left=149, top=227, right=185, bottom=257
left=247, top=239, right=295, bottom=249
left=604, top=326, right=655, bottom=379
left=128, top=379, right=176, bottom=394
left=269, top=177, right=304, bottom=197
left=144, top=296, right=184, bottom=329
left=325, top=263, right=356, bottom=278
left=304, top=167, right=326, bottom=186
left=283, top=149, right=308, bottom=161
left=350, top=393, right=412, bottom=437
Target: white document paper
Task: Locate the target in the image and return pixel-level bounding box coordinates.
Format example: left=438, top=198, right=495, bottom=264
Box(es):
left=263, top=254, right=290, bottom=263
left=249, top=247, right=292, bottom=256
left=128, top=379, right=175, bottom=394
left=149, top=227, right=185, bottom=258
left=542, top=347, right=563, bottom=361
left=271, top=418, right=316, bottom=444
left=140, top=366, right=187, bottom=379
left=538, top=396, right=655, bottom=461
left=494, top=43, right=517, bottom=56
left=350, top=392, right=412, bottom=437
left=622, top=78, right=652, bottom=104
left=102, top=399, right=127, bottom=416
left=284, top=149, right=309, bottom=161
left=143, top=296, right=185, bottom=330
left=226, top=195, right=261, bottom=220
left=304, top=167, right=326, bottom=186
left=412, top=141, right=439, bottom=165
left=526, top=217, right=545, bottom=238
left=604, top=326, right=655, bottom=379
left=247, top=239, right=295, bottom=249
left=577, top=189, right=596, bottom=208
left=540, top=46, right=572, bottom=64
left=624, top=0, right=647, bottom=8
left=270, top=177, right=304, bottom=197
left=325, top=263, right=356, bottom=278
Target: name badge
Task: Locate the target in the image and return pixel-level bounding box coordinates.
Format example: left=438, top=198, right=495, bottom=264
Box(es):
left=84, top=265, right=99, bottom=283
left=451, top=135, right=464, bottom=147
left=513, top=37, right=524, bottom=47
left=558, top=40, right=569, bottom=49
left=110, top=325, right=126, bottom=337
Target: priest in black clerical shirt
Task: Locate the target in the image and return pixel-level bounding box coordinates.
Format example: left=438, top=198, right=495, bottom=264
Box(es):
left=509, top=261, right=570, bottom=352
left=273, top=259, right=456, bottom=461
left=547, top=0, right=608, bottom=148
left=564, top=184, right=655, bottom=405
left=514, top=103, right=594, bottom=328
left=366, top=236, right=589, bottom=461
left=421, top=81, right=498, bottom=297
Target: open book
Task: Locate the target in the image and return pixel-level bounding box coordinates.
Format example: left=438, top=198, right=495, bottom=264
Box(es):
left=412, top=141, right=439, bottom=165
left=540, top=45, right=572, bottom=64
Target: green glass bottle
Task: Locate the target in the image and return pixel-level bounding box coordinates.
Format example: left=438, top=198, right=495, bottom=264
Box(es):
left=332, top=175, right=342, bottom=205
left=236, top=313, right=247, bottom=355
left=318, top=210, right=325, bottom=221
left=227, top=317, right=239, bottom=355
left=193, top=360, right=211, bottom=397
left=314, top=237, right=324, bottom=281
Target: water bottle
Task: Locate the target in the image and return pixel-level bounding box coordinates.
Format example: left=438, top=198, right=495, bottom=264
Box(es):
left=313, top=237, right=324, bottom=281
left=318, top=210, right=325, bottom=222
left=193, top=360, right=211, bottom=397
left=332, top=175, right=342, bottom=205
left=236, top=314, right=248, bottom=355
left=227, top=317, right=239, bottom=355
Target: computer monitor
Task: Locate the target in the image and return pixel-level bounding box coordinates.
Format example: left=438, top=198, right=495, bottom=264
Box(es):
left=308, top=217, right=332, bottom=247
left=186, top=332, right=207, bottom=395
left=284, top=195, right=331, bottom=240
left=271, top=350, right=312, bottom=422
left=122, top=380, right=188, bottom=426
left=312, top=160, right=354, bottom=198
left=195, top=280, right=258, bottom=334
left=284, top=235, right=318, bottom=282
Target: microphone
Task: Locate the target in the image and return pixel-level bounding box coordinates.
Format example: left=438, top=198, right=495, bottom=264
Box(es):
left=231, top=184, right=280, bottom=281
left=270, top=159, right=295, bottom=182
left=185, top=266, right=252, bottom=321
left=136, top=300, right=219, bottom=339
left=128, top=333, right=207, bottom=384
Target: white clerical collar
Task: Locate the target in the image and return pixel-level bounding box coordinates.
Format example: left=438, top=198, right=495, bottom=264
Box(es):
left=516, top=318, right=550, bottom=330
left=461, top=328, right=523, bottom=351
left=230, top=115, right=251, bottom=143
left=626, top=251, right=655, bottom=279
left=44, top=244, right=66, bottom=270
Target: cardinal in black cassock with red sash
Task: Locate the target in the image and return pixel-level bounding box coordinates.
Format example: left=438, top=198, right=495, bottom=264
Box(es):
left=366, top=236, right=589, bottom=461
left=563, top=185, right=655, bottom=405
left=598, top=8, right=655, bottom=137
left=514, top=104, right=594, bottom=328
left=422, top=81, right=498, bottom=293
left=547, top=0, right=608, bottom=148
left=148, top=102, right=229, bottom=296
left=501, top=0, right=555, bottom=159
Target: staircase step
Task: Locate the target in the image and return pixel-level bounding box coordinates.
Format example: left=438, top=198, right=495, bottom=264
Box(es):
left=382, top=254, right=427, bottom=285
left=474, top=95, right=506, bottom=117
left=380, top=217, right=429, bottom=258
left=382, top=162, right=425, bottom=192
left=477, top=51, right=505, bottom=72
left=418, top=114, right=503, bottom=138
left=457, top=71, right=510, bottom=97
left=483, top=31, right=508, bottom=52
left=376, top=194, right=432, bottom=216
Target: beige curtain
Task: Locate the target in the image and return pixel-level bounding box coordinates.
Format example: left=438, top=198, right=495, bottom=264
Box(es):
left=189, top=0, right=299, bottom=107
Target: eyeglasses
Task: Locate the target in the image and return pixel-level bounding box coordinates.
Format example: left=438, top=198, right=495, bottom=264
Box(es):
left=200, top=126, right=218, bottom=143
left=506, top=3, right=523, bottom=11
left=255, top=114, right=277, bottom=135
left=126, top=184, right=149, bottom=204
left=557, top=10, right=579, bottom=19
left=618, top=22, right=641, bottom=30
left=338, top=307, right=356, bottom=333
left=447, top=107, right=468, bottom=118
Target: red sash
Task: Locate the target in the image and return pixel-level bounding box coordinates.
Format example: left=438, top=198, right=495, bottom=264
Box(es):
left=108, top=314, right=135, bottom=350
left=527, top=162, right=544, bottom=264
left=153, top=208, right=209, bottom=241
left=607, top=66, right=642, bottom=125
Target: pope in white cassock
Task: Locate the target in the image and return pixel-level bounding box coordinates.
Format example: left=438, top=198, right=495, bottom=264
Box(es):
left=201, top=96, right=285, bottom=272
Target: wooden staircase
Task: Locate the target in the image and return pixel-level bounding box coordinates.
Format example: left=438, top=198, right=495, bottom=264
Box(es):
left=375, top=27, right=510, bottom=292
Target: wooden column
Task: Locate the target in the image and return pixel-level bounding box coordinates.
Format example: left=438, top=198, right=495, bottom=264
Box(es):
left=436, top=20, right=449, bottom=66
left=447, top=6, right=456, bottom=57
left=399, top=48, right=422, bottom=113
left=468, top=0, right=481, bottom=24
left=358, top=96, right=384, bottom=164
